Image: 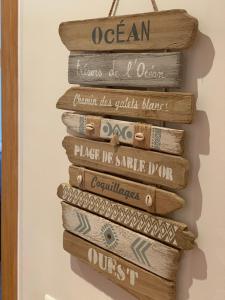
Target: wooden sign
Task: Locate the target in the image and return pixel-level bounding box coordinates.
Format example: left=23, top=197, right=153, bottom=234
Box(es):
left=62, top=136, right=189, bottom=190
left=64, top=231, right=176, bottom=300
left=59, top=10, right=198, bottom=51
left=62, top=202, right=180, bottom=280
left=57, top=86, right=195, bottom=124
left=62, top=112, right=184, bottom=155
left=58, top=184, right=195, bottom=250
left=69, top=166, right=184, bottom=215
left=57, top=7, right=199, bottom=300
left=69, top=52, right=182, bottom=88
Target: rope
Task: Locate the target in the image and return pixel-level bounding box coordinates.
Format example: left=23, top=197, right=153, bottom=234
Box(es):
left=108, top=0, right=117, bottom=17
left=151, top=0, right=158, bottom=12
left=109, top=0, right=158, bottom=17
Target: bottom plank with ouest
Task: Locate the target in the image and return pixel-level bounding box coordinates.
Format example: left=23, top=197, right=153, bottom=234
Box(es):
left=64, top=231, right=176, bottom=300
left=62, top=202, right=180, bottom=281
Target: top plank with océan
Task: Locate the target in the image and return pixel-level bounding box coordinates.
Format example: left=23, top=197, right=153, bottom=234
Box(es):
left=59, top=9, right=198, bottom=51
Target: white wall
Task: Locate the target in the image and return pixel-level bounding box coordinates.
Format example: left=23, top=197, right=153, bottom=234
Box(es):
left=19, top=1, right=225, bottom=299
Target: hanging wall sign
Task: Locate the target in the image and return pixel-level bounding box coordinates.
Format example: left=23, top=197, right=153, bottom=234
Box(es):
left=57, top=86, right=195, bottom=124
left=57, top=6, right=199, bottom=300
left=59, top=9, right=198, bottom=51
left=62, top=136, right=189, bottom=190
left=68, top=52, right=182, bottom=88
left=64, top=232, right=176, bottom=300
left=62, top=202, right=180, bottom=280
left=62, top=112, right=184, bottom=155
left=69, top=166, right=184, bottom=215
left=58, top=184, right=195, bottom=250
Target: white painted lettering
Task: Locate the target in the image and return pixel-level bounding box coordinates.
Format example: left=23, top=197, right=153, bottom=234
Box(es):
left=88, top=248, right=98, bottom=265
left=88, top=248, right=138, bottom=287
left=148, top=162, right=173, bottom=181
left=116, top=264, right=126, bottom=281
left=127, top=269, right=139, bottom=286
left=98, top=252, right=108, bottom=271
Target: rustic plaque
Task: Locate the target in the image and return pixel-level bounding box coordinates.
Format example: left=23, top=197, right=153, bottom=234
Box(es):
left=69, top=52, right=182, bottom=88
left=57, top=6, right=200, bottom=300
left=62, top=112, right=184, bottom=155
left=57, top=86, right=195, bottom=124
left=58, top=184, right=195, bottom=250
left=69, top=166, right=184, bottom=215
left=64, top=231, right=176, bottom=300
left=59, top=9, right=198, bottom=51
left=62, top=202, right=180, bottom=280
left=62, top=136, right=189, bottom=190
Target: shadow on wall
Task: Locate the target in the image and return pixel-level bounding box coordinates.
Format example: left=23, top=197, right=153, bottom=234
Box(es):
left=68, top=31, right=215, bottom=300
left=71, top=257, right=137, bottom=300
left=174, top=30, right=215, bottom=300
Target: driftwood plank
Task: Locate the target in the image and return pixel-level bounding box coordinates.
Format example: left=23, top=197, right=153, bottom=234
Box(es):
left=62, top=112, right=184, bottom=155
left=69, top=166, right=184, bottom=215
left=59, top=9, right=198, bottom=51
left=62, top=136, right=189, bottom=190
left=58, top=184, right=195, bottom=250
left=64, top=232, right=176, bottom=300
left=56, top=87, right=195, bottom=124
left=69, top=52, right=182, bottom=88
left=62, top=202, right=180, bottom=280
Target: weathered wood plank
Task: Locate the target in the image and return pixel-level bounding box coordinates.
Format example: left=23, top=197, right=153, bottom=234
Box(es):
left=58, top=184, right=195, bottom=250
left=62, top=112, right=184, bottom=155
left=69, top=166, right=184, bottom=215
left=59, top=10, right=198, bottom=51
left=62, top=202, right=180, bottom=280
left=56, top=87, right=195, bottom=124
left=62, top=136, right=189, bottom=190
left=69, top=52, right=182, bottom=88
left=64, top=231, right=176, bottom=300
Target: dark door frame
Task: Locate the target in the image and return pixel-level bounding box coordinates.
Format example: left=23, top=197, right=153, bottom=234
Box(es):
left=1, top=0, right=18, bottom=299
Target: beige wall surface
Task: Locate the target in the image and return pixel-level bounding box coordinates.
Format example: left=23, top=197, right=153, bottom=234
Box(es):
left=19, top=1, right=225, bottom=299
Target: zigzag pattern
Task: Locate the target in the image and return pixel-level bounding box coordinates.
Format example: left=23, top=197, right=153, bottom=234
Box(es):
left=61, top=184, right=179, bottom=246
left=151, top=127, right=162, bottom=150
left=79, top=115, right=86, bottom=134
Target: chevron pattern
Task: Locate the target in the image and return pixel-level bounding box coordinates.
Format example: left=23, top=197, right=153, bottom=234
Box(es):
left=75, top=212, right=91, bottom=234
left=131, top=238, right=151, bottom=267
left=61, top=184, right=180, bottom=246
